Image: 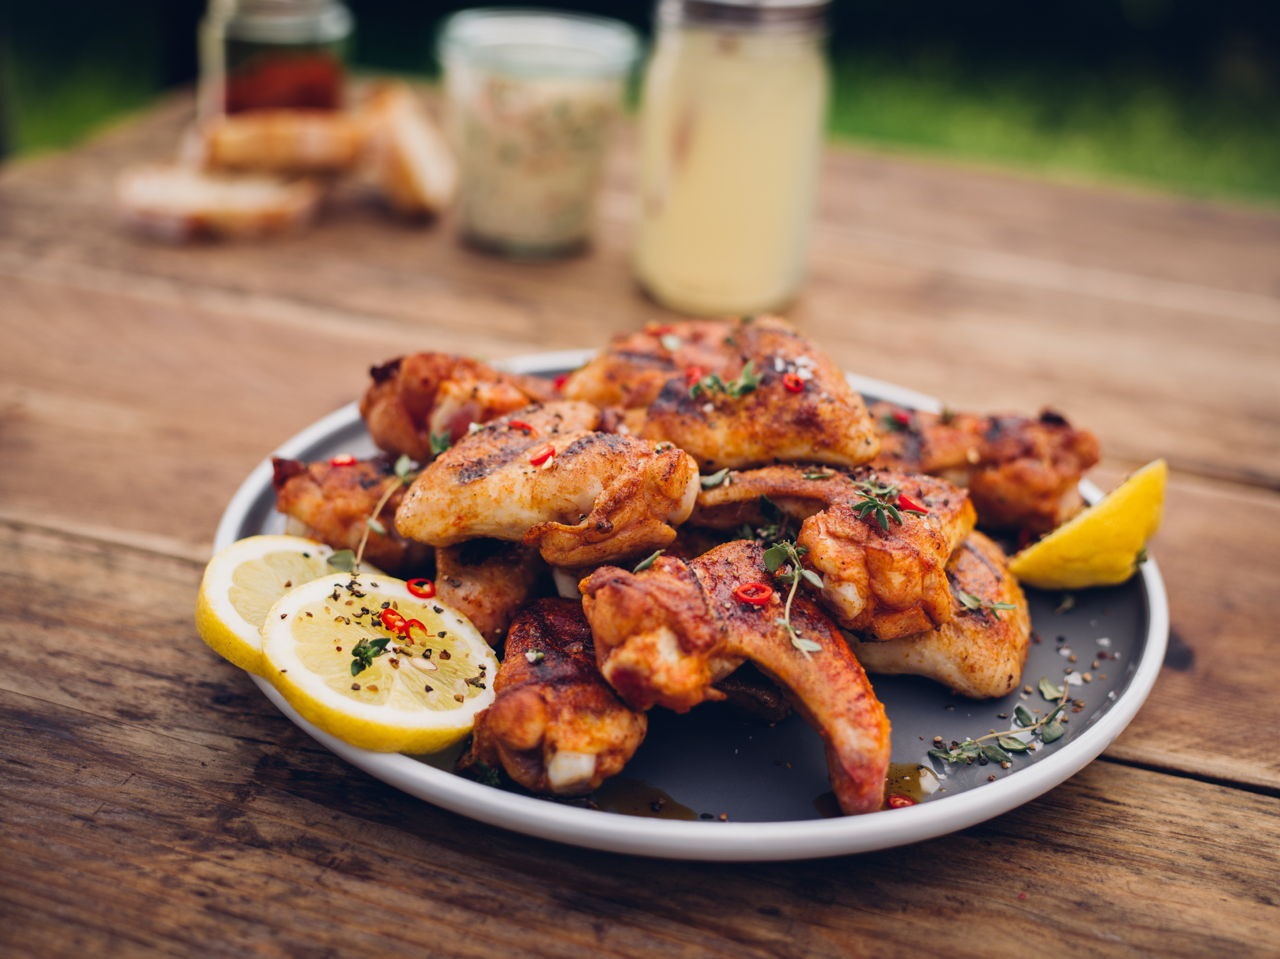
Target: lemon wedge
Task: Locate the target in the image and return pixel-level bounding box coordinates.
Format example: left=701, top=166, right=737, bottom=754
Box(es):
left=260, top=573, right=496, bottom=753
left=195, top=534, right=352, bottom=676
left=1008, top=459, right=1167, bottom=589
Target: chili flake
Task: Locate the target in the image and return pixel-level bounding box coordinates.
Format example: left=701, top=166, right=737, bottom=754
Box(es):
left=528, top=445, right=556, bottom=467
left=406, top=578, right=436, bottom=600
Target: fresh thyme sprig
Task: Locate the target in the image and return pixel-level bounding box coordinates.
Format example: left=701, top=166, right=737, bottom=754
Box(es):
left=763, top=540, right=824, bottom=656
left=737, top=495, right=796, bottom=544
left=851, top=477, right=917, bottom=532
left=429, top=433, right=452, bottom=456
left=689, top=360, right=761, bottom=400
left=955, top=589, right=1018, bottom=620
left=928, top=678, right=1072, bottom=765
left=350, top=636, right=391, bottom=676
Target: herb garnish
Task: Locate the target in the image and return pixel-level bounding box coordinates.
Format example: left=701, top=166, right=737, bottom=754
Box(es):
left=700, top=467, right=732, bottom=489
left=689, top=360, right=761, bottom=400
left=955, top=589, right=1018, bottom=620
left=350, top=636, right=391, bottom=676
left=802, top=469, right=835, bottom=480
left=524, top=649, right=545, bottom=665
left=881, top=412, right=908, bottom=433
left=851, top=477, right=921, bottom=532
left=764, top=540, right=824, bottom=656
left=738, top=495, right=795, bottom=544
left=351, top=454, right=416, bottom=570
left=633, top=550, right=663, bottom=573
left=429, top=433, right=451, bottom=457
left=929, top=678, right=1072, bottom=765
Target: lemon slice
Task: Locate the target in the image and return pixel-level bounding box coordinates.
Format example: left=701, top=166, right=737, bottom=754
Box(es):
left=1008, top=459, right=1167, bottom=589
left=195, top=534, right=352, bottom=676
left=261, top=573, right=496, bottom=753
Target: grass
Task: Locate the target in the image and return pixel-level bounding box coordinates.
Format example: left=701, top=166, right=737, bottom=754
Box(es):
left=5, top=45, right=1278, bottom=206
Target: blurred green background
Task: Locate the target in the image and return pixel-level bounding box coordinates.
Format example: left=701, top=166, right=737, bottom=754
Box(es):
left=3, top=1, right=1277, bottom=203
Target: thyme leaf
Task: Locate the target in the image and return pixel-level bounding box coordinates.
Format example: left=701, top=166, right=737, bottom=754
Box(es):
left=765, top=540, right=821, bottom=657
left=350, top=636, right=390, bottom=676
left=429, top=434, right=451, bottom=457
left=700, top=467, right=732, bottom=489
left=688, top=360, right=761, bottom=400
left=929, top=678, right=1074, bottom=765
left=851, top=477, right=907, bottom=532
left=327, top=549, right=356, bottom=572
left=633, top=550, right=663, bottom=573
left=955, top=589, right=1018, bottom=620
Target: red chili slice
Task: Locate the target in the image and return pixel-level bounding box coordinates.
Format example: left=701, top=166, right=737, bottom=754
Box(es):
left=406, top=578, right=436, bottom=599
left=552, top=374, right=569, bottom=392
left=506, top=420, right=537, bottom=436
left=684, top=365, right=707, bottom=386
left=400, top=618, right=426, bottom=638
left=897, top=493, right=928, bottom=515
left=329, top=454, right=358, bottom=467
left=887, top=794, right=917, bottom=809
left=380, top=609, right=406, bottom=632
left=782, top=372, right=805, bottom=393
left=733, top=582, right=774, bottom=605
left=648, top=324, right=675, bottom=336
left=528, top=445, right=556, bottom=467
left=891, top=409, right=911, bottom=427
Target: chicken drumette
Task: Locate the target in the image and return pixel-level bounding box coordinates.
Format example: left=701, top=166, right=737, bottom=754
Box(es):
left=580, top=541, right=891, bottom=815
left=395, top=402, right=700, bottom=568
left=360, top=352, right=556, bottom=462
left=460, top=599, right=647, bottom=795
left=435, top=540, right=548, bottom=647
left=846, top=531, right=1030, bottom=698
left=271, top=456, right=431, bottom=576
left=692, top=465, right=976, bottom=639
left=871, top=403, right=1100, bottom=534
left=567, top=317, right=880, bottom=471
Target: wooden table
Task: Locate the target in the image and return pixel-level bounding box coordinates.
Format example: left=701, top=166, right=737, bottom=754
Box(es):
left=2, top=92, right=1278, bottom=957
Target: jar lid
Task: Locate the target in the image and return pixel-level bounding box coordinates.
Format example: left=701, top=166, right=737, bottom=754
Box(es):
left=224, top=0, right=353, bottom=45
left=660, top=0, right=828, bottom=30
left=438, top=8, right=640, bottom=78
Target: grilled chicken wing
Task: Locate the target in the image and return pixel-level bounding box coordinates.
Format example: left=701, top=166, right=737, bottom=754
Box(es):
left=460, top=599, right=647, bottom=795
left=846, top=532, right=1030, bottom=698
left=395, top=402, right=701, bottom=568
left=360, top=352, right=556, bottom=462
left=692, top=465, right=976, bottom=639
left=580, top=541, right=891, bottom=815
left=435, top=540, right=548, bottom=647
left=271, top=456, right=431, bottom=576
left=563, top=319, right=737, bottom=410
left=567, top=317, right=879, bottom=471
left=871, top=403, right=1100, bottom=533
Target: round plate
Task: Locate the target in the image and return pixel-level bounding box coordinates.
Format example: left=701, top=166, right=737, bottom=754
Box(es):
left=216, top=350, right=1168, bottom=861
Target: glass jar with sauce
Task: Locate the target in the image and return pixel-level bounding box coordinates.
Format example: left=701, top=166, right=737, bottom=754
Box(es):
left=199, top=0, right=352, bottom=120
left=634, top=0, right=829, bottom=315
left=438, top=9, right=639, bottom=259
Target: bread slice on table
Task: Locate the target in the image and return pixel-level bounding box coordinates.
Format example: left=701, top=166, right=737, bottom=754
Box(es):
left=358, top=83, right=457, bottom=217
left=198, top=109, right=367, bottom=174
left=117, top=164, right=322, bottom=242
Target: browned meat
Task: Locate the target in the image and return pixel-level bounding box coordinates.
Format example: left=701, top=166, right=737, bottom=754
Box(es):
left=271, top=456, right=431, bottom=576
left=360, top=352, right=556, bottom=462
left=460, top=599, right=646, bottom=795
left=691, top=465, right=976, bottom=639
left=435, top=540, right=548, bottom=647
left=395, top=402, right=700, bottom=568
left=847, top=532, right=1031, bottom=698
left=871, top=403, right=1100, bottom=533
left=580, top=541, right=891, bottom=815
left=567, top=317, right=880, bottom=471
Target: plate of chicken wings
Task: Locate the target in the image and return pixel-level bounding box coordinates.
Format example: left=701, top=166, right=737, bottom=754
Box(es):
left=217, top=317, right=1167, bottom=860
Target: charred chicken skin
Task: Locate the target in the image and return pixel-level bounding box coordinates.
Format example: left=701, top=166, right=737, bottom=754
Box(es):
left=567, top=317, right=880, bottom=471
left=580, top=541, right=891, bottom=815
left=692, top=465, right=976, bottom=639
left=360, top=352, right=556, bottom=462
left=460, top=599, right=647, bottom=796
left=846, top=531, right=1030, bottom=698
left=871, top=403, right=1100, bottom=534
left=435, top=540, right=548, bottom=647
left=394, top=401, right=701, bottom=568
left=271, top=456, right=431, bottom=576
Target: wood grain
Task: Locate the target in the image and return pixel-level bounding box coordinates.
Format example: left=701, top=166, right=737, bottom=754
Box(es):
left=2, top=520, right=1278, bottom=959
left=1, top=91, right=1277, bottom=488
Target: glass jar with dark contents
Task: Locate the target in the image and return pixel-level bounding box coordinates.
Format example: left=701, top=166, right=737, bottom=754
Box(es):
left=199, top=0, right=353, bottom=119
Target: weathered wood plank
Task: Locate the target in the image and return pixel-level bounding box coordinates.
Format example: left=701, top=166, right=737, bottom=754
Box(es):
left=1, top=521, right=1278, bottom=959
left=1, top=92, right=1277, bottom=487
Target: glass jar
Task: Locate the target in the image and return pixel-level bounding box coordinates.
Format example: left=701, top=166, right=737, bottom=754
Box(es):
left=634, top=0, right=829, bottom=315
left=199, top=0, right=352, bottom=120
left=438, top=8, right=639, bottom=259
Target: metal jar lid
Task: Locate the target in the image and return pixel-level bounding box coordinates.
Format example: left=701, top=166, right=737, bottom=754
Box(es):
left=658, top=0, right=828, bottom=30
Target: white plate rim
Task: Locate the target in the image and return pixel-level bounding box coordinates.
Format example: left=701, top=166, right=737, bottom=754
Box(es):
left=216, top=350, right=1169, bottom=861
